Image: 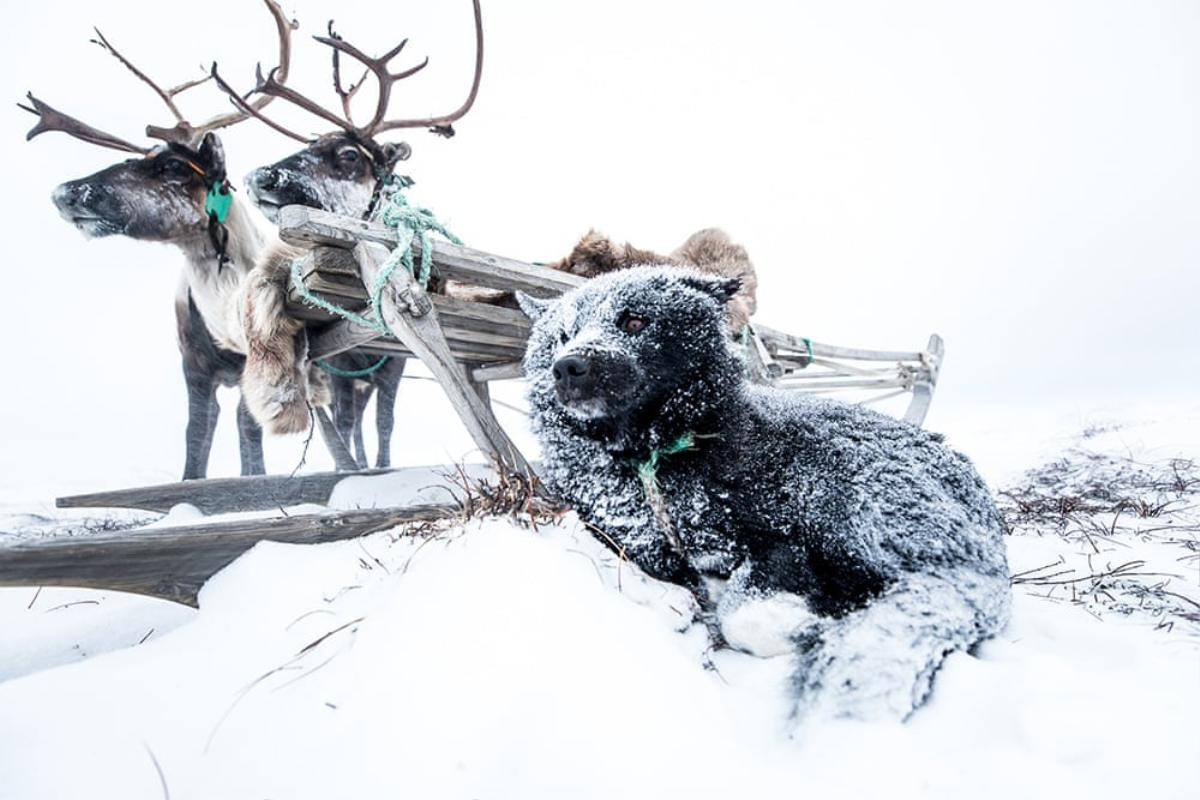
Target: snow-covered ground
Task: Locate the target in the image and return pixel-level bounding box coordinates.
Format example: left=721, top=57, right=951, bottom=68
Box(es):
left=1, top=400, right=1197, bottom=800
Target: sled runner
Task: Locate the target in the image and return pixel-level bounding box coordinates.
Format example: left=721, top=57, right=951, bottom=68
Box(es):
left=1, top=204, right=943, bottom=603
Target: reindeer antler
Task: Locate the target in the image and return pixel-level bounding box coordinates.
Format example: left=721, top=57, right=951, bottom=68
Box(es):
left=22, top=0, right=297, bottom=154
left=327, top=21, right=370, bottom=126
left=214, top=0, right=483, bottom=150
left=89, top=27, right=207, bottom=126
left=18, top=92, right=150, bottom=154
left=179, top=0, right=298, bottom=142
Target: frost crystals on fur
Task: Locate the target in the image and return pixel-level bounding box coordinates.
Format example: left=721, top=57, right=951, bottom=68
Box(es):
left=522, top=266, right=1012, bottom=723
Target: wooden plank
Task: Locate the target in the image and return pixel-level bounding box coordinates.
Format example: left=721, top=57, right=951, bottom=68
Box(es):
left=308, top=319, right=383, bottom=360
left=433, top=295, right=531, bottom=334
left=57, top=468, right=396, bottom=515
left=0, top=504, right=459, bottom=606
left=308, top=245, right=361, bottom=278
left=279, top=205, right=584, bottom=296
left=354, top=241, right=536, bottom=478
left=472, top=361, right=524, bottom=382
left=426, top=239, right=582, bottom=296
left=902, top=334, right=944, bottom=427
left=774, top=377, right=909, bottom=391
left=753, top=324, right=923, bottom=363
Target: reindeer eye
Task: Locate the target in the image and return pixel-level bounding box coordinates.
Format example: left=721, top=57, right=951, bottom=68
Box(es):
left=335, top=147, right=362, bottom=167
left=620, top=315, right=646, bottom=335
left=160, top=158, right=198, bottom=179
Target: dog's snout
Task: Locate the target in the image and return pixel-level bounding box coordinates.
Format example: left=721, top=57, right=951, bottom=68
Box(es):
left=553, top=355, right=591, bottom=386
left=248, top=168, right=278, bottom=193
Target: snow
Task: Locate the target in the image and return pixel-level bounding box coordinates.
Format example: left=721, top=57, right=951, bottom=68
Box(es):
left=1, top=0, right=1197, bottom=792
left=1, top=404, right=1198, bottom=799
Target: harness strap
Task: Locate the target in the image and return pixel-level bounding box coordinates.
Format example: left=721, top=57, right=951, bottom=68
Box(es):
left=315, top=355, right=391, bottom=379
left=289, top=174, right=461, bottom=330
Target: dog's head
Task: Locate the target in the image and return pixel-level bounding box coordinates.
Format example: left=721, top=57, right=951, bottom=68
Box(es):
left=519, top=266, right=743, bottom=448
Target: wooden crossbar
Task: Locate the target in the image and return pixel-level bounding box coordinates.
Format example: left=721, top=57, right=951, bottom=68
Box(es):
left=0, top=504, right=458, bottom=605
left=278, top=206, right=584, bottom=296
left=57, top=469, right=393, bottom=515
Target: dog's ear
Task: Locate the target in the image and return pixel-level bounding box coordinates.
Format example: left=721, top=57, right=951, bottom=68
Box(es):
left=515, top=291, right=553, bottom=321
left=679, top=275, right=742, bottom=305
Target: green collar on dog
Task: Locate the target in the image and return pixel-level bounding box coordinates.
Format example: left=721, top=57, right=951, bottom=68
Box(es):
left=635, top=431, right=715, bottom=555
left=636, top=432, right=698, bottom=484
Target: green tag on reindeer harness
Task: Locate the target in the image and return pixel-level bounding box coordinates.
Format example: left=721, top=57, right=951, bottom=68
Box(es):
left=205, top=184, right=232, bottom=224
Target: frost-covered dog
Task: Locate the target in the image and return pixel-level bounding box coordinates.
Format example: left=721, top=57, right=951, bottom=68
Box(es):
left=518, top=267, right=1011, bottom=722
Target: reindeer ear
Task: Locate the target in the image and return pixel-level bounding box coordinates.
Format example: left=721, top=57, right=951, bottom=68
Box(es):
left=515, top=291, right=553, bottom=321
left=197, top=132, right=226, bottom=177
left=678, top=274, right=742, bottom=305
left=381, top=141, right=412, bottom=165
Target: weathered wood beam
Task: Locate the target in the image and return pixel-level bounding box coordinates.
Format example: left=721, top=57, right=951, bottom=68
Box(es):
left=354, top=241, right=536, bottom=478
left=355, top=335, right=524, bottom=364
left=471, top=361, right=524, bottom=382
left=753, top=324, right=923, bottom=363
left=57, top=469, right=396, bottom=515
left=774, top=377, right=910, bottom=391
left=903, top=334, right=944, bottom=427
left=279, top=205, right=584, bottom=296
left=0, top=504, right=459, bottom=606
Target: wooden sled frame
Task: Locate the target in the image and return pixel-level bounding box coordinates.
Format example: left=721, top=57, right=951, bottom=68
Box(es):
left=0, top=205, right=944, bottom=604
left=278, top=205, right=945, bottom=475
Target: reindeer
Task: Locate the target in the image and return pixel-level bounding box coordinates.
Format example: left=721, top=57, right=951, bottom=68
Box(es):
left=209, top=0, right=483, bottom=461
left=22, top=0, right=360, bottom=477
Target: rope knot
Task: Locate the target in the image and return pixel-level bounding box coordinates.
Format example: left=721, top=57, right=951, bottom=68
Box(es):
left=290, top=174, right=461, bottom=331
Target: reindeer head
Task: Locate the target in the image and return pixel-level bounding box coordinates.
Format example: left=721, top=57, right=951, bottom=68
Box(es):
left=245, top=133, right=411, bottom=223
left=51, top=134, right=229, bottom=241
left=22, top=0, right=295, bottom=250
left=222, top=0, right=483, bottom=222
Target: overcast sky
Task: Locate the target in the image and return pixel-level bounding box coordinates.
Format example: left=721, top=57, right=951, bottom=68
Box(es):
left=1, top=0, right=1196, bottom=494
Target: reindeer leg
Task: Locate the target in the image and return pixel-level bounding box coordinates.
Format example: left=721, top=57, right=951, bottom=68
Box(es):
left=182, top=364, right=218, bottom=481
left=352, top=384, right=371, bottom=469
left=330, top=375, right=360, bottom=466
left=236, top=396, right=266, bottom=475
left=374, top=359, right=404, bottom=469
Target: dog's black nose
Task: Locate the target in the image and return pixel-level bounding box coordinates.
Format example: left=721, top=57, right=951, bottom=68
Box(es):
left=552, top=355, right=590, bottom=386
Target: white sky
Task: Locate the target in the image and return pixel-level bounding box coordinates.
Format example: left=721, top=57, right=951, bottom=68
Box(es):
left=0, top=0, right=1197, bottom=494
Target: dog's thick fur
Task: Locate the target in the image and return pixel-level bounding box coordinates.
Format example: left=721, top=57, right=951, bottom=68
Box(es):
left=518, top=267, right=1010, bottom=722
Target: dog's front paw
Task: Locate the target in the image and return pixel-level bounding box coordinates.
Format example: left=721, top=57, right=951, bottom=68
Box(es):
left=720, top=592, right=819, bottom=658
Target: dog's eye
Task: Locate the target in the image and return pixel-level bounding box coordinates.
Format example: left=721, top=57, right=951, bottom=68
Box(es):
left=621, top=315, right=646, bottom=335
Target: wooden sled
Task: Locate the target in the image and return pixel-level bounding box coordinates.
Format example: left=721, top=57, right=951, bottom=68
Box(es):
left=0, top=205, right=944, bottom=604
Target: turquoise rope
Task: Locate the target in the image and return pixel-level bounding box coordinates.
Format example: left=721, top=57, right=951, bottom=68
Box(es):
left=372, top=175, right=463, bottom=290
left=315, top=355, right=391, bottom=378
left=636, top=431, right=698, bottom=486
left=289, top=175, right=462, bottom=330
